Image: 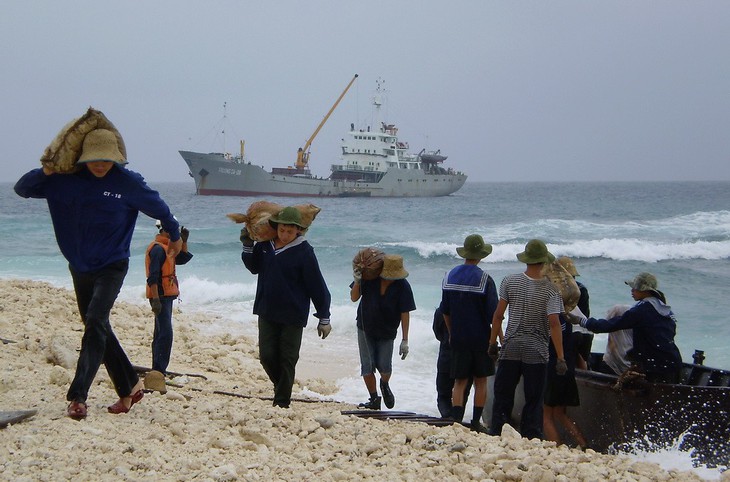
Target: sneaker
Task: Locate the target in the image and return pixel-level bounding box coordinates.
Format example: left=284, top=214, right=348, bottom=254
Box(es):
left=357, top=396, right=381, bottom=410
left=380, top=380, right=395, bottom=409
left=144, top=370, right=167, bottom=394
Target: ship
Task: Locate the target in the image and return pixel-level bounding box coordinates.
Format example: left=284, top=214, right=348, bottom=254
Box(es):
left=180, top=76, right=467, bottom=197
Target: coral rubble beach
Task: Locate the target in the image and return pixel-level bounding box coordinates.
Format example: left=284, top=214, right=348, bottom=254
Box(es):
left=0, top=280, right=715, bottom=481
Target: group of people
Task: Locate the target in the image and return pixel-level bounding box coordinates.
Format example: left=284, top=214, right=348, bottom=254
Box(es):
left=15, top=123, right=684, bottom=440
left=434, top=235, right=683, bottom=446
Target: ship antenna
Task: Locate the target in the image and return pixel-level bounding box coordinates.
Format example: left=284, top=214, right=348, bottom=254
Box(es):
left=222, top=102, right=227, bottom=155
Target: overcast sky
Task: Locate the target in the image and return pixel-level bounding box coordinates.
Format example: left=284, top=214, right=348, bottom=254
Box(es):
left=2, top=1, right=729, bottom=184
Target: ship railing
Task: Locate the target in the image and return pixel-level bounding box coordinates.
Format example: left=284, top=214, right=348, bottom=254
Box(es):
left=331, top=164, right=378, bottom=172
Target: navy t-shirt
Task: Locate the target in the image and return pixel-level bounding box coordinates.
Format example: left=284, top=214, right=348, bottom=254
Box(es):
left=354, top=278, right=416, bottom=340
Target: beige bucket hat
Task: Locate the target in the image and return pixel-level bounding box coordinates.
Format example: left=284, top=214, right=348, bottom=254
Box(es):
left=77, top=129, right=127, bottom=164
left=380, top=254, right=409, bottom=280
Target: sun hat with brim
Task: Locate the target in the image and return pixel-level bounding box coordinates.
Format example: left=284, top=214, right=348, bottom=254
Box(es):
left=77, top=129, right=127, bottom=164
left=556, top=256, right=579, bottom=276
left=456, top=234, right=493, bottom=260
left=516, top=239, right=555, bottom=264
left=268, top=206, right=307, bottom=229
left=380, top=254, right=408, bottom=280
left=625, top=272, right=659, bottom=292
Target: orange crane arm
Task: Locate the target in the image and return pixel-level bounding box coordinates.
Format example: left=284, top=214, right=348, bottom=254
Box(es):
left=297, top=73, right=358, bottom=169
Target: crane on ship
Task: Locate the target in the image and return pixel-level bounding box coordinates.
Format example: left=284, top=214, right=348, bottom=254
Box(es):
left=296, top=73, right=358, bottom=170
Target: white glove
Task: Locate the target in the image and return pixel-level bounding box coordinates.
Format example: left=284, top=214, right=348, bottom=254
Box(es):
left=399, top=340, right=409, bottom=360
left=317, top=319, right=331, bottom=339
left=353, top=268, right=362, bottom=283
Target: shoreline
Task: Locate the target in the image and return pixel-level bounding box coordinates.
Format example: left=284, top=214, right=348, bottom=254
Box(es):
left=0, top=279, right=712, bottom=480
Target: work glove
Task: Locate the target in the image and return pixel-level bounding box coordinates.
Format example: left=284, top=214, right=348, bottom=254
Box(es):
left=317, top=319, right=331, bottom=339
left=556, top=358, right=568, bottom=376
left=150, top=298, right=162, bottom=316
left=488, top=343, right=499, bottom=361
left=180, top=226, right=190, bottom=243
left=399, top=340, right=409, bottom=360
left=240, top=228, right=254, bottom=247
left=353, top=268, right=362, bottom=283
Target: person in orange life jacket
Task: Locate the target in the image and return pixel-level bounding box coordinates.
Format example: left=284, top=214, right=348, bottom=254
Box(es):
left=14, top=128, right=182, bottom=420
left=144, top=219, right=193, bottom=393
left=241, top=206, right=332, bottom=408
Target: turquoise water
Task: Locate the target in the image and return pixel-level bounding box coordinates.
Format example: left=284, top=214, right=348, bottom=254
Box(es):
left=3, top=179, right=729, bottom=476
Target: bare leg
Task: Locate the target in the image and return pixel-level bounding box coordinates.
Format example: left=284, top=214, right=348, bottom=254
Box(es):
left=452, top=378, right=469, bottom=407
left=363, top=373, right=377, bottom=395
left=543, top=405, right=562, bottom=444
left=555, top=406, right=587, bottom=448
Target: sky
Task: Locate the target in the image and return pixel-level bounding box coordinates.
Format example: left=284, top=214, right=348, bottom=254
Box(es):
left=2, top=1, right=729, bottom=184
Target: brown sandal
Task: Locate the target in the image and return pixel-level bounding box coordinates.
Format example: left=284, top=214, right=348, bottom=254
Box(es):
left=67, top=401, right=88, bottom=420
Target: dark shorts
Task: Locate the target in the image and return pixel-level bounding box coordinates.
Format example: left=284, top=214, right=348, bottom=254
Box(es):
left=544, top=372, right=580, bottom=407
left=450, top=348, right=495, bottom=379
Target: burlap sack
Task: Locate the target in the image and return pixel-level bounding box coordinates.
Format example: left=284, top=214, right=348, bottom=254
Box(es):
left=352, top=248, right=385, bottom=281
left=227, top=201, right=321, bottom=241
left=542, top=261, right=581, bottom=313
left=40, top=107, right=126, bottom=173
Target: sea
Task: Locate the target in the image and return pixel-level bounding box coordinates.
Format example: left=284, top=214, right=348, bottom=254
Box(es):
left=2, top=180, right=729, bottom=479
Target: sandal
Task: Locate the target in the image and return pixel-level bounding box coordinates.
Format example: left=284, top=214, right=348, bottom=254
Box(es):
left=107, top=389, right=144, bottom=414
left=67, top=401, right=88, bottom=420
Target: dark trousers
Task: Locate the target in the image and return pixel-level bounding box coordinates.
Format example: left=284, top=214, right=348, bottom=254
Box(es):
left=491, top=359, right=547, bottom=440
left=152, top=297, right=175, bottom=373
left=258, top=317, right=303, bottom=407
left=67, top=259, right=138, bottom=403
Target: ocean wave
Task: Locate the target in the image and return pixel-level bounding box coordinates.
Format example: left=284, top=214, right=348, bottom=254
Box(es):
left=382, top=238, right=730, bottom=263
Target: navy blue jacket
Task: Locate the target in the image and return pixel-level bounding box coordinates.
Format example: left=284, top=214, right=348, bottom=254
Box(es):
left=15, top=167, right=179, bottom=273
left=583, top=298, right=682, bottom=375
left=439, top=264, right=498, bottom=351
left=242, top=236, right=330, bottom=327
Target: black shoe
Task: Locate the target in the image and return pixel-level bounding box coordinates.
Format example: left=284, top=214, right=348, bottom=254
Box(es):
left=380, top=380, right=395, bottom=409
left=357, top=396, right=381, bottom=410
left=470, top=421, right=489, bottom=434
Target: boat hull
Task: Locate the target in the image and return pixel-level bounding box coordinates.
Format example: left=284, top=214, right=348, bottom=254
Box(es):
left=567, top=368, right=729, bottom=467
left=484, top=362, right=730, bottom=467
left=180, top=151, right=467, bottom=198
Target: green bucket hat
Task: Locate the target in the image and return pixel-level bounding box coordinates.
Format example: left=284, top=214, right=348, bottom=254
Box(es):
left=456, top=234, right=493, bottom=260
left=625, top=272, right=658, bottom=292
left=268, top=206, right=306, bottom=229
left=516, top=239, right=555, bottom=265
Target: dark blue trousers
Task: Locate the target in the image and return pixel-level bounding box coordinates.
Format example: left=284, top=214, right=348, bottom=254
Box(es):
left=491, top=359, right=547, bottom=440
left=152, top=297, right=175, bottom=373
left=67, top=259, right=138, bottom=403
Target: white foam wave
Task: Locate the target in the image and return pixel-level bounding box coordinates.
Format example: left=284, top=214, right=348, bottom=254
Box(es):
left=383, top=238, right=730, bottom=263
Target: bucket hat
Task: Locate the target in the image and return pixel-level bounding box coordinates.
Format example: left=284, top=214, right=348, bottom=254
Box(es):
left=77, top=129, right=127, bottom=164
left=516, top=239, right=555, bottom=265
left=269, top=206, right=306, bottom=228
left=456, top=234, right=493, bottom=260
left=625, top=272, right=659, bottom=292
left=556, top=256, right=579, bottom=276
left=380, top=254, right=408, bottom=280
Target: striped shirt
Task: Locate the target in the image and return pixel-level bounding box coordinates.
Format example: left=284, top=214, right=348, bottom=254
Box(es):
left=499, top=272, right=564, bottom=364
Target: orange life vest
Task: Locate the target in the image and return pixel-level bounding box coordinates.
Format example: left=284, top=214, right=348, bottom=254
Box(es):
left=145, top=235, right=180, bottom=298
